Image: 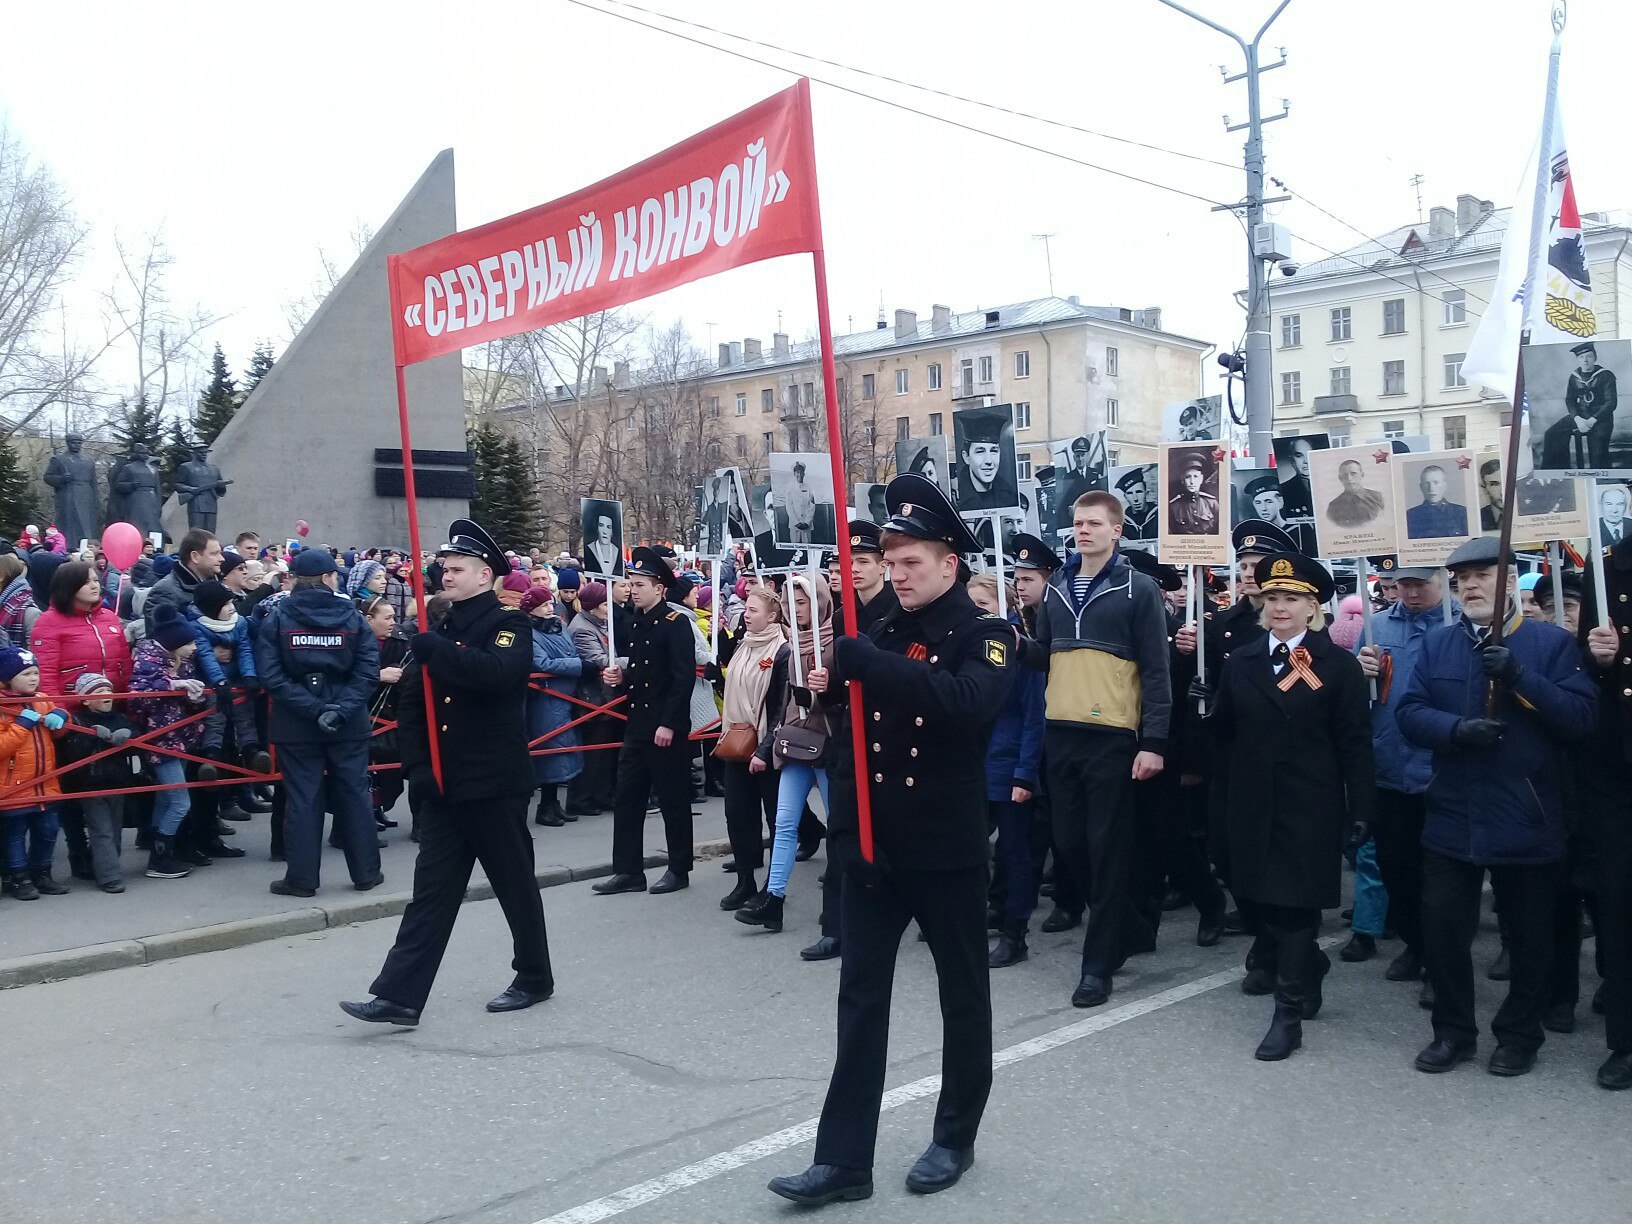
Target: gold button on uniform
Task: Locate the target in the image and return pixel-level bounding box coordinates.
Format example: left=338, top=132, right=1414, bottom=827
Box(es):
left=905, top=777, right=915, bottom=787
left=443, top=696, right=451, bottom=703
left=930, top=655, right=938, bottom=663
left=874, top=773, right=883, bottom=782
left=910, top=747, right=918, bottom=757
left=872, top=743, right=881, bottom=752
left=440, top=723, right=448, bottom=731
left=914, top=717, right=924, bottom=727
left=873, top=711, right=882, bottom=721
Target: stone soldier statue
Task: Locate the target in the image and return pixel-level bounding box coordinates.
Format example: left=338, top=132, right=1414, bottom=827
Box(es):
left=108, top=443, right=163, bottom=535
left=174, top=444, right=230, bottom=531
left=42, top=433, right=100, bottom=546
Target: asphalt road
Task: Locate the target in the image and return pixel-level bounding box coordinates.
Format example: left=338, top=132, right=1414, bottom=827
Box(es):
left=0, top=852, right=1623, bottom=1224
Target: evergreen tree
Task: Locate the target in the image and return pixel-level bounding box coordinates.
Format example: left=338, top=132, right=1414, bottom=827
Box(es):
left=500, top=431, right=541, bottom=549
left=244, top=341, right=275, bottom=392
left=0, top=435, right=41, bottom=538
left=195, top=343, right=240, bottom=444
left=470, top=425, right=539, bottom=552
left=161, top=417, right=194, bottom=494
left=111, top=396, right=164, bottom=456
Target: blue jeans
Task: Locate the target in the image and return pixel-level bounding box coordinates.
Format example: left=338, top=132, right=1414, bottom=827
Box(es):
left=2, top=804, right=60, bottom=872
left=767, top=763, right=828, bottom=897
left=1347, top=835, right=1388, bottom=937
left=150, top=758, right=190, bottom=837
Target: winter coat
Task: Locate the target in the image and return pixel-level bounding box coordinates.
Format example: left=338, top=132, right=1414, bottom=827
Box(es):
left=368, top=633, right=410, bottom=760
left=984, top=614, right=1046, bottom=801
left=1208, top=629, right=1374, bottom=910
left=1396, top=611, right=1596, bottom=866
left=253, top=587, right=378, bottom=745
left=128, top=638, right=208, bottom=757
left=0, top=697, right=68, bottom=803
left=568, top=611, right=611, bottom=709
left=29, top=604, right=132, bottom=695
left=0, top=575, right=34, bottom=648
left=528, top=616, right=584, bottom=785
left=1351, top=597, right=1455, bottom=795
left=755, top=645, right=850, bottom=770
left=57, top=706, right=142, bottom=792
left=141, top=561, right=205, bottom=635
left=185, top=607, right=258, bottom=685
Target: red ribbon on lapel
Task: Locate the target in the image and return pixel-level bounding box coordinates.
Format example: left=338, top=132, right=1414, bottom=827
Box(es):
left=1277, top=646, right=1323, bottom=692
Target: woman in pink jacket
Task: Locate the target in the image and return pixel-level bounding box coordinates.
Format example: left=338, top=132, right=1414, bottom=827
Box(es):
left=30, top=560, right=132, bottom=697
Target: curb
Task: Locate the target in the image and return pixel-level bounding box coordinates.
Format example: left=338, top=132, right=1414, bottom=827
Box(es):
left=0, top=838, right=731, bottom=991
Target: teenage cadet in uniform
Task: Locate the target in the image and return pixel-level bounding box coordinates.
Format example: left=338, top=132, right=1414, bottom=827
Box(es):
left=770, top=473, right=1015, bottom=1206
left=340, top=520, right=552, bottom=1026
left=593, top=547, right=697, bottom=896
left=255, top=548, right=381, bottom=898
left=803, top=519, right=898, bottom=963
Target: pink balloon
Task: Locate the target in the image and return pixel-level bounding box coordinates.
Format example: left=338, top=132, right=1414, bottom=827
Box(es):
left=101, top=521, right=143, bottom=571
left=296, top=520, right=310, bottom=537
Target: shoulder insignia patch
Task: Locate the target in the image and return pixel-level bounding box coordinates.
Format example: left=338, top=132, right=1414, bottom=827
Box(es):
left=495, top=630, right=516, bottom=648
left=984, top=637, right=1009, bottom=667
left=666, top=610, right=683, bottom=621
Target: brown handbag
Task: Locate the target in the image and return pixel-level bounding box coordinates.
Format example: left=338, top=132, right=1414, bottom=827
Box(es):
left=714, top=722, right=761, bottom=762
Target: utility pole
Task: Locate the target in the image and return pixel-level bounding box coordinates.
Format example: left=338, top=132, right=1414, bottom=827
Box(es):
left=1032, top=233, right=1057, bottom=297
left=1156, top=0, right=1292, bottom=465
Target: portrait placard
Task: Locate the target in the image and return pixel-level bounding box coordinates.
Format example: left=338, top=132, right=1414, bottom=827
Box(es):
left=854, top=482, right=889, bottom=526
left=893, top=435, right=951, bottom=498
left=1158, top=441, right=1229, bottom=566
left=1520, top=337, right=1632, bottom=476
left=1595, top=478, right=1632, bottom=553
left=1047, top=431, right=1107, bottom=532
left=1391, top=450, right=1478, bottom=567
left=580, top=498, right=625, bottom=577
left=769, top=452, right=837, bottom=549
left=1162, top=395, right=1222, bottom=442
left=1110, top=462, right=1159, bottom=554
left=1270, top=432, right=1329, bottom=555
left=1310, top=444, right=1399, bottom=559
left=1479, top=431, right=1590, bottom=545
left=952, top=403, right=1022, bottom=516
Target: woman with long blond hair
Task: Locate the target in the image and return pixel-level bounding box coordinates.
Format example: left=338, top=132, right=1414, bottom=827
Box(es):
left=715, top=585, right=786, bottom=909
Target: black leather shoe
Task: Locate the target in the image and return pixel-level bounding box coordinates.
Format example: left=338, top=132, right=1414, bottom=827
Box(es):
left=1040, top=907, right=1081, bottom=933
left=1488, top=1044, right=1537, bottom=1077
left=905, top=1143, right=973, bottom=1194
left=1487, top=947, right=1511, bottom=981
left=1339, top=932, right=1376, bottom=962
left=353, top=873, right=385, bottom=892
left=1241, top=965, right=1275, bottom=996
left=339, top=997, right=419, bottom=1026
left=1196, top=909, right=1225, bottom=947
left=795, top=840, right=821, bottom=862
left=1222, top=909, right=1248, bottom=936
left=1254, top=1001, right=1303, bottom=1061
left=486, top=985, right=553, bottom=1013
left=768, top=1164, right=873, bottom=1205
left=719, top=877, right=757, bottom=910
left=1161, top=887, right=1188, bottom=911
left=1386, top=948, right=1423, bottom=982
left=592, top=873, right=647, bottom=895
left=1597, top=1052, right=1632, bottom=1090
left=1071, top=972, right=1109, bottom=1008
left=270, top=878, right=316, bottom=897
left=1543, top=1003, right=1576, bottom=1034
left=649, top=868, right=689, bottom=895
left=1415, top=1037, right=1476, bottom=1073
left=801, top=935, right=841, bottom=961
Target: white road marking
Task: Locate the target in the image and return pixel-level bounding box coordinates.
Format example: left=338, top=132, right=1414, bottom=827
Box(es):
left=534, top=936, right=1340, bottom=1224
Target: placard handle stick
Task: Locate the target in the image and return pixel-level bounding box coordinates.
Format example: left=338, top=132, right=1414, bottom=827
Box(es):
left=709, top=549, right=723, bottom=661
left=1357, top=556, right=1378, bottom=703
left=1548, top=540, right=1565, bottom=625
left=992, top=513, right=1007, bottom=619
left=787, top=573, right=805, bottom=689
left=1592, top=532, right=1611, bottom=629
left=1442, top=568, right=1455, bottom=625
left=606, top=575, right=617, bottom=663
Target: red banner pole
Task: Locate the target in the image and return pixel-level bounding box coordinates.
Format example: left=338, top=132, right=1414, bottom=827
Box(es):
left=393, top=360, right=444, bottom=790
left=798, top=82, right=874, bottom=864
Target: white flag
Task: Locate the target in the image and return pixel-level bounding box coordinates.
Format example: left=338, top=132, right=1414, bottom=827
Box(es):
left=1462, top=104, right=1595, bottom=399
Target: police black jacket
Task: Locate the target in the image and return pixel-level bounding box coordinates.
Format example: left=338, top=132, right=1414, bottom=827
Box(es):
left=618, top=599, right=695, bottom=737
left=831, top=582, right=1015, bottom=872
left=397, top=590, right=533, bottom=801
left=254, top=588, right=379, bottom=745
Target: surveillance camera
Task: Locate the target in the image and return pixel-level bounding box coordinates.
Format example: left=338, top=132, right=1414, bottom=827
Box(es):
left=1279, top=260, right=1300, bottom=278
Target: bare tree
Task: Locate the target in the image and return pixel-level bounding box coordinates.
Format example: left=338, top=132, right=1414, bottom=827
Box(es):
left=626, top=319, right=722, bottom=544
left=283, top=222, right=376, bottom=338
left=106, top=230, right=219, bottom=418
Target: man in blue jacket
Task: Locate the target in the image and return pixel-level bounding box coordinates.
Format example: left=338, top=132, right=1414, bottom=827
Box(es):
left=1396, top=537, right=1596, bottom=1077
left=1355, top=563, right=1456, bottom=992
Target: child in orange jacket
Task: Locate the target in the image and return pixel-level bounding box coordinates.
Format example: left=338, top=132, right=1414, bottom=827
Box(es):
left=0, top=647, right=73, bottom=900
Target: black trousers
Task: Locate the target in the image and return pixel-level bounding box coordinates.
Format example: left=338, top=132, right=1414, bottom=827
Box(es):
left=722, top=759, right=776, bottom=872
left=371, top=792, right=552, bottom=1012
left=818, top=831, right=857, bottom=939
left=1422, top=849, right=1562, bottom=1053
left=1581, top=764, right=1632, bottom=1054
left=1047, top=727, right=1142, bottom=977
left=567, top=715, right=620, bottom=813
left=1371, top=787, right=1426, bottom=955
left=611, top=735, right=692, bottom=876
left=1250, top=902, right=1323, bottom=1005
left=813, top=857, right=991, bottom=1170
left=1134, top=773, right=1223, bottom=932
left=281, top=738, right=378, bottom=891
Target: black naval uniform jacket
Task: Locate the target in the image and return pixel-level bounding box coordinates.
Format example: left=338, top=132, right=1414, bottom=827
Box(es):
left=832, top=582, right=1015, bottom=872
left=1202, top=596, right=1266, bottom=686
left=618, top=599, right=695, bottom=739
left=398, top=590, right=534, bottom=802
left=827, top=582, right=900, bottom=833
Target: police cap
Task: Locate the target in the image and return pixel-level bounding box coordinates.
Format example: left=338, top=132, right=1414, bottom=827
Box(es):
left=1232, top=518, right=1299, bottom=559
left=1008, top=532, right=1063, bottom=572
left=1255, top=552, right=1335, bottom=603
left=847, top=519, right=883, bottom=555
left=884, top=472, right=983, bottom=555
left=438, top=518, right=510, bottom=576
left=626, top=546, right=676, bottom=585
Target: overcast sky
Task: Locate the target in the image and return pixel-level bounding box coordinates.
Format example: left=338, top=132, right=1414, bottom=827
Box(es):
left=6, top=0, right=1629, bottom=405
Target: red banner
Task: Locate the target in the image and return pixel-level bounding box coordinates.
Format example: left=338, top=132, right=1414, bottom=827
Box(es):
left=388, top=81, right=820, bottom=366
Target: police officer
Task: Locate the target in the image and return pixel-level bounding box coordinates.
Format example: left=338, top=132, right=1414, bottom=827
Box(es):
left=770, top=473, right=1014, bottom=1206
left=255, top=547, right=381, bottom=898
left=593, top=546, right=697, bottom=896
left=340, top=520, right=552, bottom=1026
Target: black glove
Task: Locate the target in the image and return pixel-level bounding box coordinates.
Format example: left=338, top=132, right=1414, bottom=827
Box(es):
left=1344, top=820, right=1371, bottom=855
left=214, top=682, right=233, bottom=708
left=1451, top=717, right=1507, bottom=749
left=1479, top=644, right=1523, bottom=686
left=410, top=633, right=441, bottom=662
left=833, top=633, right=876, bottom=683
left=407, top=768, right=440, bottom=811
left=1187, top=677, right=1214, bottom=710
left=315, top=705, right=345, bottom=736
left=239, top=675, right=261, bottom=692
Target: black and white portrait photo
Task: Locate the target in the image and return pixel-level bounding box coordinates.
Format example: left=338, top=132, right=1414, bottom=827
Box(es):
left=1599, top=480, right=1632, bottom=550
left=1158, top=441, right=1230, bottom=566
left=1048, top=431, right=1107, bottom=531
left=1391, top=450, right=1480, bottom=567
left=1308, top=444, right=1398, bottom=558
left=893, top=435, right=951, bottom=498
left=699, top=466, right=753, bottom=556
left=580, top=497, right=625, bottom=577
left=854, top=482, right=889, bottom=527
left=953, top=404, right=1021, bottom=515
left=1522, top=336, right=1632, bottom=475
left=1271, top=433, right=1329, bottom=524
left=769, top=452, right=837, bottom=549
left=1110, top=462, right=1159, bottom=553
left=1162, top=395, right=1222, bottom=442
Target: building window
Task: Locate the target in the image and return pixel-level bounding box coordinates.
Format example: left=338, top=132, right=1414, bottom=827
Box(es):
left=1383, top=419, right=1406, bottom=440
left=763, top=431, right=775, bottom=454
left=958, top=357, right=973, bottom=392
left=1106, top=398, right=1120, bottom=426
left=1280, top=314, right=1301, bottom=348
left=735, top=434, right=746, bottom=457
left=1013, top=401, right=1031, bottom=430
left=1106, top=447, right=1120, bottom=466
left=1330, top=307, right=1352, bottom=342
left=1330, top=366, right=1351, bottom=396
left=708, top=395, right=720, bottom=417
left=896, top=416, right=910, bottom=441
left=978, top=355, right=994, bottom=383
left=1017, top=454, right=1033, bottom=481
left=1106, top=346, right=1119, bottom=376
left=1382, top=360, right=1406, bottom=396
left=927, top=362, right=942, bottom=390
left=1014, top=350, right=1031, bottom=378
left=1443, top=289, right=1467, bottom=326
left=1281, top=372, right=1302, bottom=404
left=1382, top=298, right=1406, bottom=335
left=864, top=421, right=876, bottom=447
left=862, top=373, right=876, bottom=399
left=895, top=369, right=909, bottom=395
left=803, top=381, right=815, bottom=408
left=787, top=425, right=804, bottom=451
left=761, top=388, right=774, bottom=413
left=1443, top=352, right=1467, bottom=388
left=1443, top=415, right=1467, bottom=448
left=1329, top=430, right=1350, bottom=448
left=735, top=392, right=747, bottom=416
left=929, top=412, right=944, bottom=436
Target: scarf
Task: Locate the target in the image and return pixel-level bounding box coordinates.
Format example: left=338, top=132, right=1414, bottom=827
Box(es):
left=785, top=575, right=834, bottom=676
left=722, top=622, right=785, bottom=732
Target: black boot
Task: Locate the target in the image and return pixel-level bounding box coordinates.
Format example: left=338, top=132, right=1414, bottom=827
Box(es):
left=1255, top=999, right=1303, bottom=1061
left=988, top=918, right=1029, bottom=968
left=534, top=787, right=566, bottom=827
left=720, top=874, right=757, bottom=911
left=735, top=890, right=785, bottom=932
left=144, top=837, right=190, bottom=880
left=4, top=871, right=40, bottom=900
left=176, top=816, right=213, bottom=867
left=30, top=869, right=68, bottom=896
left=1301, top=949, right=1332, bottom=1021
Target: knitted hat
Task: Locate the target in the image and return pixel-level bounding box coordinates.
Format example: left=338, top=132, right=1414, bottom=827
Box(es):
left=193, top=580, right=235, bottom=621
left=501, top=570, right=532, bottom=595
left=149, top=604, right=196, bottom=652
left=0, top=647, right=38, bottom=682
left=345, top=558, right=385, bottom=597
left=696, top=585, right=714, bottom=609
left=520, top=586, right=554, bottom=614
left=151, top=554, right=176, bottom=579
left=73, top=672, right=112, bottom=695
left=577, top=581, right=608, bottom=612
left=556, top=566, right=581, bottom=591
left=218, top=549, right=247, bottom=579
